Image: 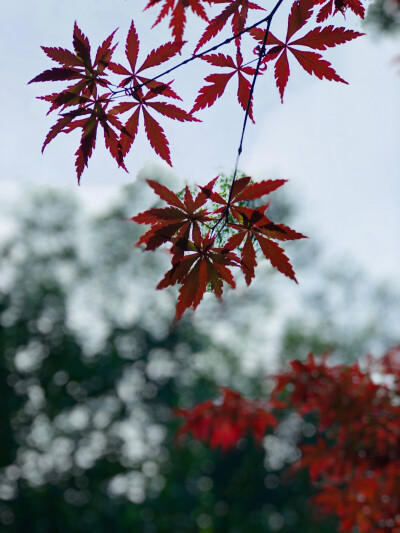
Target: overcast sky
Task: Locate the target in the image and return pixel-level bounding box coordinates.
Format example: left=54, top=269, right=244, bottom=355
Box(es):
left=1, top=0, right=399, bottom=286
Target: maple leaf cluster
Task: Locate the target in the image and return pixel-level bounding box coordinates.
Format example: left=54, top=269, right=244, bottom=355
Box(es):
left=176, top=387, right=277, bottom=451
left=29, top=0, right=365, bottom=182
left=176, top=348, right=400, bottom=531
left=132, top=175, right=306, bottom=319
left=29, top=21, right=199, bottom=182
left=273, top=351, right=400, bottom=532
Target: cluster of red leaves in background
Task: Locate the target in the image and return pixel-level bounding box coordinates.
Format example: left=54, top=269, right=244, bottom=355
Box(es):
left=178, top=348, right=400, bottom=532
left=29, top=0, right=365, bottom=182
left=176, top=387, right=277, bottom=450
left=273, top=350, right=400, bottom=532
left=132, top=175, right=306, bottom=319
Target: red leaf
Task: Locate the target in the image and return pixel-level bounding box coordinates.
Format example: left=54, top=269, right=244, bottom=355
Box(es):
left=139, top=78, right=182, bottom=100
left=133, top=179, right=212, bottom=254
left=125, top=21, right=140, bottom=72
left=316, top=0, right=333, bottom=22
left=175, top=259, right=209, bottom=319
left=194, top=0, right=264, bottom=53
left=28, top=67, right=82, bottom=84
left=242, top=234, right=257, bottom=285
left=147, top=101, right=200, bottom=122
left=41, top=112, right=79, bottom=152
left=274, top=50, right=290, bottom=103
left=250, top=28, right=284, bottom=47
left=147, top=179, right=186, bottom=209
left=237, top=73, right=254, bottom=122
left=255, top=0, right=364, bottom=101
left=143, top=108, right=172, bottom=165
left=192, top=51, right=258, bottom=116
left=201, top=53, right=236, bottom=68
left=75, top=118, right=97, bottom=184
left=286, top=0, right=315, bottom=42
left=120, top=107, right=140, bottom=156
left=236, top=179, right=286, bottom=201
left=145, top=0, right=210, bottom=42
left=259, top=222, right=307, bottom=241
left=40, top=46, right=82, bottom=67
left=138, top=40, right=185, bottom=72
left=257, top=235, right=297, bottom=282
left=194, top=17, right=226, bottom=54
left=73, top=22, right=91, bottom=67
left=176, top=388, right=277, bottom=450
left=94, top=29, right=118, bottom=73
left=191, top=73, right=233, bottom=112
left=289, top=48, right=347, bottom=84
left=290, top=26, right=364, bottom=50
left=315, top=0, right=366, bottom=20
left=101, top=119, right=127, bottom=171
left=108, top=62, right=131, bottom=76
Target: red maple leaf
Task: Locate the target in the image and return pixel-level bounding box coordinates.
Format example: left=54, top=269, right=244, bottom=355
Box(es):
left=157, top=228, right=240, bottom=320
left=202, top=175, right=286, bottom=219
left=251, top=0, right=363, bottom=101
left=144, top=0, right=212, bottom=42
left=28, top=24, right=128, bottom=182
left=108, top=21, right=199, bottom=164
left=200, top=175, right=305, bottom=283
left=227, top=205, right=306, bottom=284
left=110, top=89, right=199, bottom=165
left=131, top=178, right=214, bottom=252
left=176, top=388, right=277, bottom=451
left=194, top=0, right=265, bottom=53
left=191, top=50, right=258, bottom=121
left=29, top=23, right=117, bottom=105
left=314, top=0, right=365, bottom=23
left=54, top=97, right=127, bottom=183
left=108, top=20, right=184, bottom=99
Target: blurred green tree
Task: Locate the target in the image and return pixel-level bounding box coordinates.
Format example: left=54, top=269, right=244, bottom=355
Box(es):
left=366, top=0, right=400, bottom=33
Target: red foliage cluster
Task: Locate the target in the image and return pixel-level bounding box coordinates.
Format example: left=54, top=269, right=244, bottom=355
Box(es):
left=176, top=387, right=277, bottom=451
left=177, top=348, right=400, bottom=532
left=274, top=351, right=400, bottom=532
left=132, top=175, right=306, bottom=319
left=29, top=22, right=197, bottom=181
left=29, top=0, right=365, bottom=182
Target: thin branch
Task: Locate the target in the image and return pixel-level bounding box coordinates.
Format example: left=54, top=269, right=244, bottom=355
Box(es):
left=211, top=0, right=287, bottom=238
left=231, top=0, right=286, bottom=185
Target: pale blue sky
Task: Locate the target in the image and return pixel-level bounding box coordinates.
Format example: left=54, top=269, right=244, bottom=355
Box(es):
left=1, top=0, right=399, bottom=284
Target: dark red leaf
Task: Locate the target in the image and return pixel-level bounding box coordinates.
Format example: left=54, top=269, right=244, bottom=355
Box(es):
left=147, top=101, right=200, bottom=122
left=40, top=46, right=82, bottom=67
left=28, top=67, right=82, bottom=84
left=143, top=108, right=172, bottom=165
left=191, top=73, right=233, bottom=112
left=290, top=26, right=364, bottom=50
left=257, top=235, right=297, bottom=282
left=138, top=40, right=185, bottom=72
left=73, top=22, right=91, bottom=67
left=289, top=48, right=347, bottom=84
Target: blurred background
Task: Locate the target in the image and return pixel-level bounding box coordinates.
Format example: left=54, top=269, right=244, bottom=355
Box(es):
left=0, top=172, right=398, bottom=532
left=1, top=0, right=400, bottom=531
